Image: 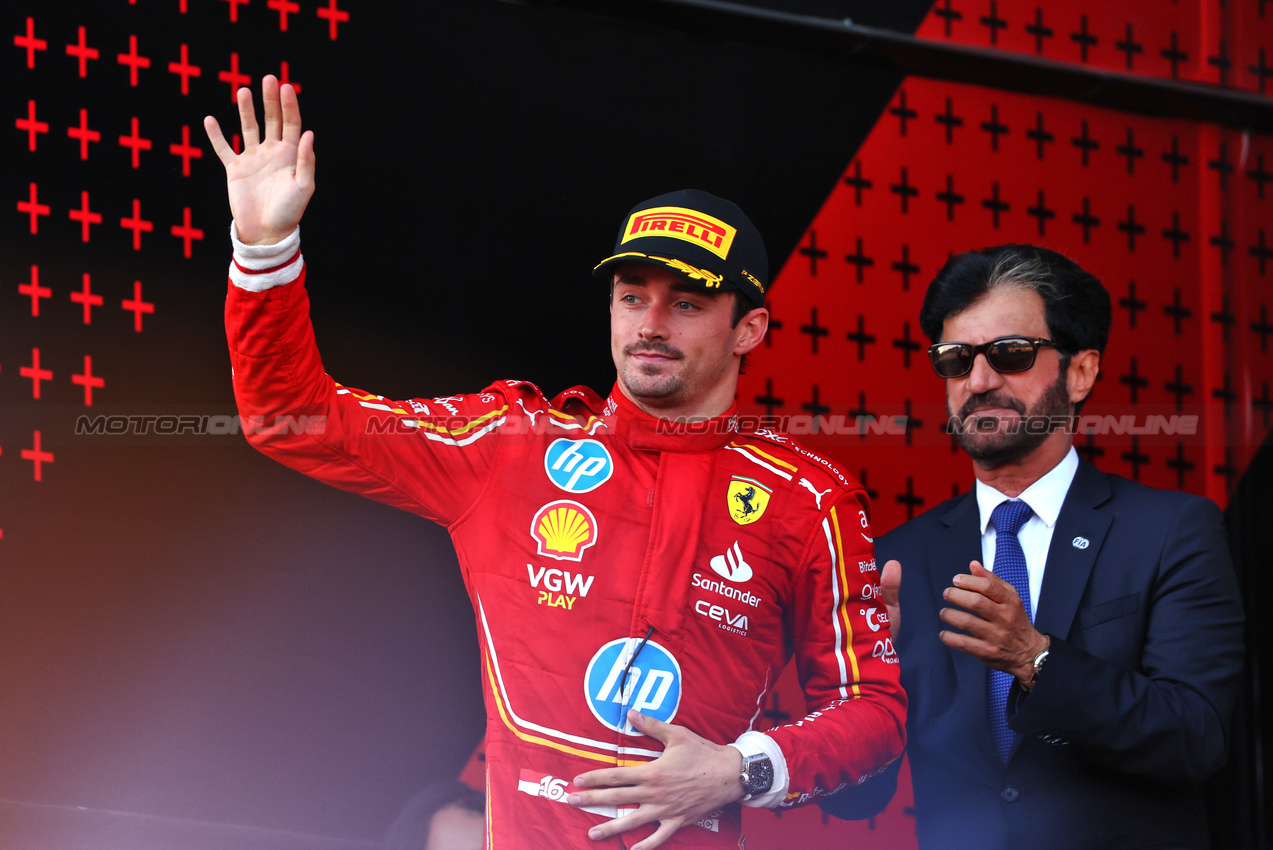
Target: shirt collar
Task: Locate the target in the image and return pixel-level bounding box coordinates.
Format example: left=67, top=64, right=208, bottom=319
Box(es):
left=975, top=446, right=1079, bottom=534
left=601, top=383, right=739, bottom=452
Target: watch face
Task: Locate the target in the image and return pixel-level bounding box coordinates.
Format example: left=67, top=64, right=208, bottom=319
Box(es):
left=743, top=757, right=774, bottom=794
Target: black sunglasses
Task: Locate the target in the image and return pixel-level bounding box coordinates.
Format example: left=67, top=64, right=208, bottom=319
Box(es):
left=928, top=336, right=1059, bottom=378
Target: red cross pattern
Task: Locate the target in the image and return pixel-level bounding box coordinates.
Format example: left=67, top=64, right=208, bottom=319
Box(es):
left=169, top=125, right=203, bottom=176
left=20, top=348, right=53, bottom=400
left=19, top=265, right=50, bottom=317
left=119, top=117, right=152, bottom=168
left=72, top=356, right=105, bottom=406
left=171, top=207, right=204, bottom=258
left=14, top=17, right=47, bottom=69
left=120, top=199, right=154, bottom=250
left=117, top=35, right=151, bottom=86
left=17, top=100, right=49, bottom=151
left=268, top=0, right=300, bottom=31
left=22, top=431, right=53, bottom=482
left=218, top=52, right=251, bottom=100
left=71, top=273, right=103, bottom=324
left=69, top=190, right=102, bottom=242
left=279, top=61, right=301, bottom=93
left=223, top=0, right=250, bottom=23
left=18, top=182, right=50, bottom=233
left=123, top=280, right=155, bottom=331
left=65, top=26, right=99, bottom=78
left=68, top=108, right=101, bottom=160
left=168, top=43, right=201, bottom=95
left=317, top=0, right=350, bottom=40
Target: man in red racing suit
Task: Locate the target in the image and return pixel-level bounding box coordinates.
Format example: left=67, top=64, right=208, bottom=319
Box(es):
left=209, top=77, right=905, bottom=850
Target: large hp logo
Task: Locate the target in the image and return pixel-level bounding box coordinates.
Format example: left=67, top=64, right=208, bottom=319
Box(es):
left=584, top=638, right=682, bottom=735
left=544, top=438, right=613, bottom=493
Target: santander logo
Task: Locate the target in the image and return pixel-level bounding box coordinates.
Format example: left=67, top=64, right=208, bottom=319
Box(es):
left=709, top=542, right=753, bottom=583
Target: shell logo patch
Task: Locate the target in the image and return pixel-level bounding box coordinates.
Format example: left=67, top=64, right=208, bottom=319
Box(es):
left=531, top=500, right=598, bottom=562
left=728, top=476, right=772, bottom=525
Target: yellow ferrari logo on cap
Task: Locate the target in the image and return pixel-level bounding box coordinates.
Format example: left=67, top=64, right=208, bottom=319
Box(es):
left=728, top=476, right=771, bottom=526
left=621, top=206, right=737, bottom=260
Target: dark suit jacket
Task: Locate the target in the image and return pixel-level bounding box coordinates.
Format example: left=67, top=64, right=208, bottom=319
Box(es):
left=821, top=459, right=1245, bottom=850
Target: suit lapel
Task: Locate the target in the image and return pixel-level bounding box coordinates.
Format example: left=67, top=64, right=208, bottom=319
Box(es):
left=928, top=493, right=1002, bottom=766
left=1033, top=459, right=1113, bottom=641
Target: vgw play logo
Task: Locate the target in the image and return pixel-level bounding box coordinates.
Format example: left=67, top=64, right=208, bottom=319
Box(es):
left=544, top=438, right=613, bottom=493
left=584, top=638, right=682, bottom=735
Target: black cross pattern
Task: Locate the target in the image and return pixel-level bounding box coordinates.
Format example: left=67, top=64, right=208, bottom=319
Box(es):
left=1026, top=111, right=1055, bottom=159
left=1025, top=7, right=1053, bottom=54
left=1116, top=22, right=1144, bottom=70
left=844, top=161, right=874, bottom=206
left=1163, top=288, right=1193, bottom=336
left=1027, top=189, right=1056, bottom=235
left=891, top=167, right=919, bottom=213
left=893, top=321, right=922, bottom=368
left=1118, top=204, right=1146, bottom=251
left=1167, top=442, right=1195, bottom=488
left=1119, top=356, right=1150, bottom=404
left=1118, top=280, right=1147, bottom=327
left=1072, top=120, right=1100, bottom=166
left=936, top=97, right=964, bottom=145
left=847, top=315, right=877, bottom=361
left=890, top=88, right=918, bottom=135
left=938, top=175, right=966, bottom=221
left=1165, top=363, right=1193, bottom=410
left=801, top=307, right=830, bottom=354
left=982, top=181, right=1010, bottom=228
left=892, top=244, right=921, bottom=290
left=1072, top=197, right=1100, bottom=243
left=755, top=377, right=784, bottom=416
left=979, top=1, right=1008, bottom=45
left=845, top=237, right=875, bottom=283
left=1070, top=15, right=1097, bottom=62
left=799, top=230, right=828, bottom=276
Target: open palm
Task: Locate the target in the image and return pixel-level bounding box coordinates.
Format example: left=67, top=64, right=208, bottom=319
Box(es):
left=204, top=75, right=314, bottom=246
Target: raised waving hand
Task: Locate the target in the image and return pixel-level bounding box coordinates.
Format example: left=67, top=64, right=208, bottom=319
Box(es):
left=204, top=75, right=314, bottom=246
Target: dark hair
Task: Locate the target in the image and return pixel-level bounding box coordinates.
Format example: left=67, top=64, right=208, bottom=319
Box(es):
left=919, top=244, right=1111, bottom=356
left=383, top=781, right=485, bottom=850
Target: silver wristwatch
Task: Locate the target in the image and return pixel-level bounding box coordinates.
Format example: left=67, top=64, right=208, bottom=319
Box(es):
left=1021, top=636, right=1051, bottom=692
left=739, top=753, right=774, bottom=798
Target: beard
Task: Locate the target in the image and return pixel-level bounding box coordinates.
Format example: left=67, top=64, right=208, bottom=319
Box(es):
left=949, top=365, right=1072, bottom=469
left=618, top=341, right=687, bottom=404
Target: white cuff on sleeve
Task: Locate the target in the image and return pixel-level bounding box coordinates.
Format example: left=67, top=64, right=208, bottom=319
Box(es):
left=729, top=730, right=789, bottom=809
left=228, top=223, right=303, bottom=291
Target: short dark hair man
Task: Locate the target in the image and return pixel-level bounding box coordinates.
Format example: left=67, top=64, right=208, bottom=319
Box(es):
left=821, top=244, right=1244, bottom=850
left=207, top=77, right=905, bottom=850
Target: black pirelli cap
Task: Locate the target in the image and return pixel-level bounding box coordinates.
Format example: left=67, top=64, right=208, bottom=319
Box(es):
left=592, top=189, right=769, bottom=307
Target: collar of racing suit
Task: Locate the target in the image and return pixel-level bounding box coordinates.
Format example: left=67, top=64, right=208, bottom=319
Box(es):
left=601, top=383, right=739, bottom=452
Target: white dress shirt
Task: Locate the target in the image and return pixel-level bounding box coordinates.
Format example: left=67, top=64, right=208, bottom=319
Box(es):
left=974, top=446, right=1079, bottom=622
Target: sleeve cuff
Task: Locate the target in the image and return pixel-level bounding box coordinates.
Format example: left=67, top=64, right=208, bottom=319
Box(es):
left=229, top=222, right=303, bottom=292
left=729, top=731, right=790, bottom=809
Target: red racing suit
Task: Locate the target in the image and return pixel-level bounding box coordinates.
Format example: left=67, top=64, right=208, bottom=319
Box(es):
left=223, top=229, right=905, bottom=849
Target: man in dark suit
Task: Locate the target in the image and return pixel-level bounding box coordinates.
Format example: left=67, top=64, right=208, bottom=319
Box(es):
left=822, top=245, right=1245, bottom=849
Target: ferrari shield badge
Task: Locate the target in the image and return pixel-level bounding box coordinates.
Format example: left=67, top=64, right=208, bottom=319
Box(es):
left=728, top=476, right=771, bottom=526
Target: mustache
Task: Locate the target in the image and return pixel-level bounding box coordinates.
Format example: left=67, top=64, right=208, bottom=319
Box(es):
left=624, top=341, right=683, bottom=359
left=958, top=392, right=1026, bottom=420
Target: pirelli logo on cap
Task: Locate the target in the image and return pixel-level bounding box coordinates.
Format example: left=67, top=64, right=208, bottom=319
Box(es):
left=621, top=206, right=737, bottom=260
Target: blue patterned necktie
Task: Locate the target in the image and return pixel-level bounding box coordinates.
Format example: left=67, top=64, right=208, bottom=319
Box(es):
left=987, top=499, right=1034, bottom=762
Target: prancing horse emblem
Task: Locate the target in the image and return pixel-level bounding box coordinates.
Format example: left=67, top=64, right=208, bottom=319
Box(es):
left=728, top=476, right=772, bottom=526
